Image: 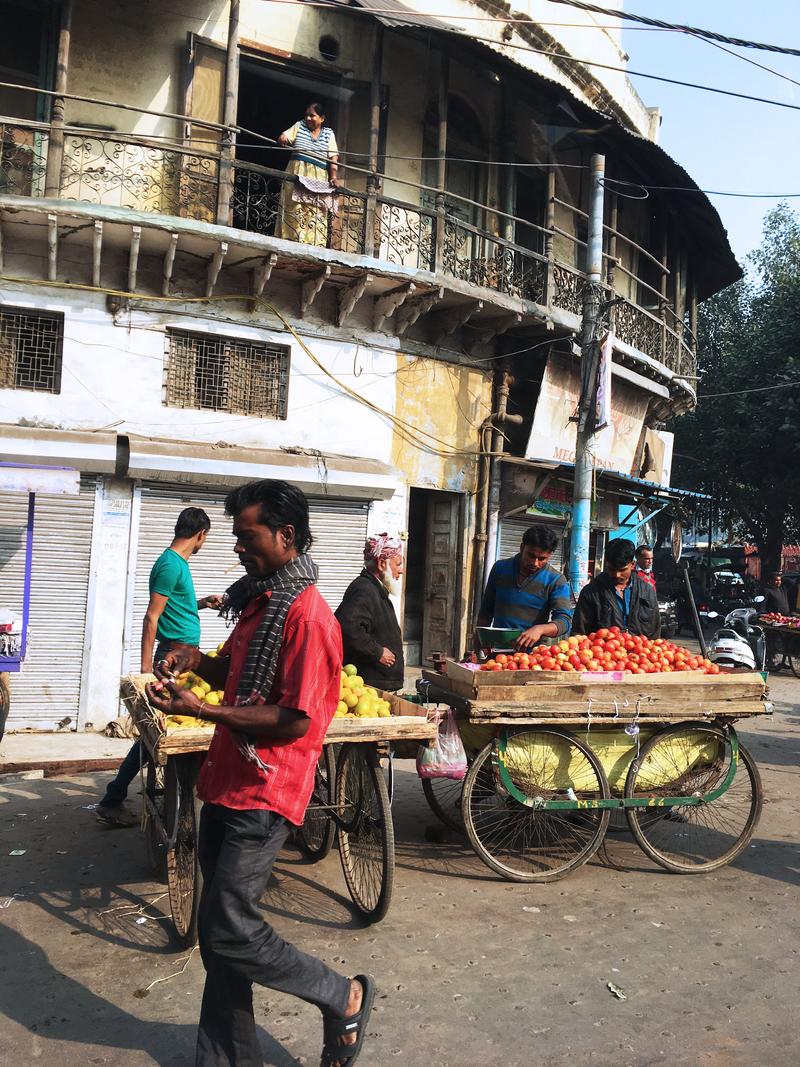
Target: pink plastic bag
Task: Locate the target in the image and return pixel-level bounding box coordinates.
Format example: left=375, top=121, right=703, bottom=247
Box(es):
left=416, top=709, right=467, bottom=780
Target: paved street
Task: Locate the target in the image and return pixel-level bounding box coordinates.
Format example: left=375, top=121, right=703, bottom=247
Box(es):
left=1, top=674, right=799, bottom=1067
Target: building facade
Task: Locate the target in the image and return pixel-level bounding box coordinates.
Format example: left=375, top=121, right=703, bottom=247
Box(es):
left=0, top=0, right=738, bottom=728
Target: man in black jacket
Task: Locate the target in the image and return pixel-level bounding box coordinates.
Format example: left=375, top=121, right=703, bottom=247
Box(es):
left=335, top=533, right=405, bottom=691
left=572, top=537, right=660, bottom=638
left=761, top=572, right=791, bottom=616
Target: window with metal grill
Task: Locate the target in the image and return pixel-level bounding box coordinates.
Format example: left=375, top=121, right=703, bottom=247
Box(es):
left=0, top=305, right=64, bottom=393
left=164, top=329, right=290, bottom=418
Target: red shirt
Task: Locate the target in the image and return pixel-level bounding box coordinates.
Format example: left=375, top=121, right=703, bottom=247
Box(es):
left=196, top=585, right=342, bottom=825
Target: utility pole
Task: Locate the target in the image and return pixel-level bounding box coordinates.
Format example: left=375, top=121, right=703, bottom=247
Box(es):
left=568, top=153, right=606, bottom=598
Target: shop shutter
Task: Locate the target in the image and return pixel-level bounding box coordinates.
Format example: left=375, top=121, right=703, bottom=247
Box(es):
left=124, top=485, right=369, bottom=668
left=497, top=517, right=565, bottom=572
left=0, top=478, right=96, bottom=728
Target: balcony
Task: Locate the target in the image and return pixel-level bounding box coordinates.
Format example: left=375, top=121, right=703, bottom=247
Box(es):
left=0, top=116, right=697, bottom=384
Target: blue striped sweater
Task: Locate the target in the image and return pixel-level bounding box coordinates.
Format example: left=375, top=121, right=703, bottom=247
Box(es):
left=480, top=555, right=574, bottom=636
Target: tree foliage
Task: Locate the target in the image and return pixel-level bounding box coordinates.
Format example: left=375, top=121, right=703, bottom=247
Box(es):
left=672, top=204, right=800, bottom=572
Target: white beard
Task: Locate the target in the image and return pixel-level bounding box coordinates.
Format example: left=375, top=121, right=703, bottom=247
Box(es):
left=380, top=570, right=400, bottom=596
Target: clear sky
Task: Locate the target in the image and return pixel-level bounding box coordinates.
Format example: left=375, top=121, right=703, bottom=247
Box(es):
left=619, top=0, right=800, bottom=267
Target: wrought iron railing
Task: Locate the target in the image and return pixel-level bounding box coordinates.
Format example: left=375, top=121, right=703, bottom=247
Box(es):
left=0, top=116, right=698, bottom=381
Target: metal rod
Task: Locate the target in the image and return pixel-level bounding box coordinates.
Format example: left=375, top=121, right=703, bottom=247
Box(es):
left=681, top=560, right=708, bottom=657
left=568, top=153, right=605, bottom=597
left=19, top=492, right=35, bottom=661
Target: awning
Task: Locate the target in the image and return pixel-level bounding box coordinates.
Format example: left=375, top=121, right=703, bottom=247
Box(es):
left=501, top=455, right=709, bottom=504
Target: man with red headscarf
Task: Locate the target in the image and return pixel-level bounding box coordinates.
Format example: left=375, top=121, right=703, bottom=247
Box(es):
left=335, top=533, right=405, bottom=692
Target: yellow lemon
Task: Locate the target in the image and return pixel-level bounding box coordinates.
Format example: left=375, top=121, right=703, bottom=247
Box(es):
left=343, top=663, right=358, bottom=677
left=204, top=692, right=220, bottom=706
left=344, top=691, right=358, bottom=709
left=206, top=650, right=217, bottom=659
left=215, top=690, right=225, bottom=700
left=350, top=675, right=364, bottom=689
left=217, top=642, right=226, bottom=653
left=190, top=685, right=206, bottom=698
left=377, top=704, right=391, bottom=718
left=337, top=700, right=348, bottom=715
left=354, top=697, right=373, bottom=717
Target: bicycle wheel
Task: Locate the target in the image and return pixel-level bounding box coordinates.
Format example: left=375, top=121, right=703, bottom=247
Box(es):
left=164, top=755, right=202, bottom=947
left=462, top=729, right=610, bottom=883
left=422, top=776, right=466, bottom=833
left=788, top=646, right=800, bottom=679
left=144, top=761, right=167, bottom=882
left=624, top=723, right=763, bottom=874
left=296, top=746, right=337, bottom=861
left=336, top=743, right=394, bottom=923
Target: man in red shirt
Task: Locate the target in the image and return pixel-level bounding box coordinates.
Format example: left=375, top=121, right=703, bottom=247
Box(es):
left=634, top=545, right=657, bottom=591
left=148, top=480, right=374, bottom=1067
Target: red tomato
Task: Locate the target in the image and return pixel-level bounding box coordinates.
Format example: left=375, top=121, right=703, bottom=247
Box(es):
left=506, top=661, right=518, bottom=671
left=596, top=628, right=610, bottom=640
left=496, top=654, right=508, bottom=665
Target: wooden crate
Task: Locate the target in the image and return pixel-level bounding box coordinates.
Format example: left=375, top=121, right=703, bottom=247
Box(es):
left=120, top=675, right=436, bottom=765
left=422, top=662, right=769, bottom=726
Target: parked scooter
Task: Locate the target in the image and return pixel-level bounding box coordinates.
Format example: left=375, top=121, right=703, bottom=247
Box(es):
left=707, top=605, right=767, bottom=672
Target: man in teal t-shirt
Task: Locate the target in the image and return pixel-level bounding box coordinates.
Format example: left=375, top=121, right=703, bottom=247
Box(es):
left=97, top=507, right=221, bottom=827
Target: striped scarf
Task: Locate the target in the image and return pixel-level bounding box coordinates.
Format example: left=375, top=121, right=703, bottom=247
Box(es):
left=222, top=553, right=318, bottom=775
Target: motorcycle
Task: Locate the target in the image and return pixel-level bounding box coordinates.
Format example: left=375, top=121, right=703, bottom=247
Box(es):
left=707, top=605, right=767, bottom=672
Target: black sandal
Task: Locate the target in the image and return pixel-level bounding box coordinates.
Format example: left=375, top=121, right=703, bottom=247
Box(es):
left=320, top=974, right=375, bottom=1067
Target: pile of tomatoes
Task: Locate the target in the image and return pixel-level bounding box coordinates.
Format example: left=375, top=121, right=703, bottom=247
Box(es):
left=479, top=627, right=722, bottom=674
left=759, top=612, right=800, bottom=628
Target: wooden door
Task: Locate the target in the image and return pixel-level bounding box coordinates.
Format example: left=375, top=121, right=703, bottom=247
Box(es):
left=421, top=491, right=462, bottom=663
left=181, top=34, right=226, bottom=221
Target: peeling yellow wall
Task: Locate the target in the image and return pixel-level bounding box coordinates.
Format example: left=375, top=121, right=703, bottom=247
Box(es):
left=391, top=354, right=492, bottom=493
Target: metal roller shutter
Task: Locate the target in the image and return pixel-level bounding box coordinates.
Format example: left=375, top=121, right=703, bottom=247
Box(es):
left=124, top=485, right=368, bottom=668
left=0, top=478, right=96, bottom=728
left=497, top=517, right=565, bottom=572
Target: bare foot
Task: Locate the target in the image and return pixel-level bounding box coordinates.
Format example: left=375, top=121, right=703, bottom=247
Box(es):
left=331, top=977, right=363, bottom=1067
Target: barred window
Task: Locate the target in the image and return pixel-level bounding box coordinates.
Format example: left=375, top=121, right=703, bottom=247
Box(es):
left=164, top=329, right=290, bottom=419
left=0, top=306, right=64, bottom=393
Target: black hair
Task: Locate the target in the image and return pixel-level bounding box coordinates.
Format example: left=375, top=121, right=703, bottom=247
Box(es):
left=174, top=507, right=211, bottom=539
left=605, top=538, right=635, bottom=568
left=636, top=544, right=653, bottom=557
left=304, top=101, right=326, bottom=120
left=224, top=479, right=314, bottom=553
left=521, top=525, right=558, bottom=553
left=768, top=571, right=782, bottom=580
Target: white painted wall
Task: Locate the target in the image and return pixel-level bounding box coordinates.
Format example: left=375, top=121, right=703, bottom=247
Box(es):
left=0, top=284, right=397, bottom=465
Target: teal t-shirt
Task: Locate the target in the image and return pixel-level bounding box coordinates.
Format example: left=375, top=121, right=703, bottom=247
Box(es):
left=149, top=548, right=201, bottom=645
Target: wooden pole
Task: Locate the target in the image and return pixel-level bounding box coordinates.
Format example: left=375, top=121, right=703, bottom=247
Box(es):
left=544, top=166, right=556, bottom=305
left=44, top=0, right=73, bottom=198
left=216, top=0, right=240, bottom=226
left=433, top=51, right=449, bottom=273
left=364, top=22, right=384, bottom=256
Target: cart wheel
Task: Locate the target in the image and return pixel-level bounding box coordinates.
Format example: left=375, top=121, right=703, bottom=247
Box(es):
left=144, top=761, right=167, bottom=882
left=165, top=756, right=202, bottom=947
left=296, top=746, right=337, bottom=861
left=422, top=776, right=466, bottom=833
left=624, top=723, right=763, bottom=874
left=462, top=729, right=610, bottom=883
left=335, top=743, right=394, bottom=923
left=788, top=651, right=800, bottom=680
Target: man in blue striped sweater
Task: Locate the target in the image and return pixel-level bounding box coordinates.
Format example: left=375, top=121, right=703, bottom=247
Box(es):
left=477, top=525, right=574, bottom=650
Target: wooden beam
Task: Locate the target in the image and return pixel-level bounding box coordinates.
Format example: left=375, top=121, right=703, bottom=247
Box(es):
left=205, top=240, right=228, bottom=297
left=300, top=264, right=330, bottom=317
left=395, top=287, right=444, bottom=336
left=127, top=225, right=141, bottom=292
left=337, top=272, right=372, bottom=326
left=215, top=0, right=240, bottom=226
left=250, top=252, right=277, bottom=309
left=432, top=299, right=483, bottom=345
left=373, top=281, right=415, bottom=330
left=47, top=213, right=58, bottom=282
left=162, top=232, right=178, bottom=296
left=91, top=220, right=103, bottom=288
left=44, top=0, right=73, bottom=198
left=0, top=218, right=4, bottom=274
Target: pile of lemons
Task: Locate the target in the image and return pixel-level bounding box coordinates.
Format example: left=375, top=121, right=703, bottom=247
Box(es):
left=164, top=645, right=225, bottom=729
left=335, top=663, right=392, bottom=719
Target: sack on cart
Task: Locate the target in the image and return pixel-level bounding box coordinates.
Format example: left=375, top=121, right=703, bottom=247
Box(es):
left=416, top=708, right=467, bottom=780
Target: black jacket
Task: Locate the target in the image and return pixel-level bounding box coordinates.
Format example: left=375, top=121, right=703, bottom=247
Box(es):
left=335, top=570, right=405, bottom=691
left=761, top=585, right=790, bottom=616
left=572, top=572, right=661, bottom=638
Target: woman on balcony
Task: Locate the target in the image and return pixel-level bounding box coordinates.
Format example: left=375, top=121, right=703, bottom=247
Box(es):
left=277, top=102, right=339, bottom=247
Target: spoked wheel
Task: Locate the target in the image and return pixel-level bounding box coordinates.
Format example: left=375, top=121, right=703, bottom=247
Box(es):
left=462, top=729, right=611, bottom=883
left=624, top=723, right=763, bottom=873
left=422, top=776, right=466, bottom=833
left=788, top=649, right=800, bottom=679
left=296, top=746, right=337, bottom=861
left=164, top=755, right=202, bottom=947
left=335, top=743, right=394, bottom=923
left=765, top=633, right=783, bottom=672
left=144, top=761, right=168, bottom=882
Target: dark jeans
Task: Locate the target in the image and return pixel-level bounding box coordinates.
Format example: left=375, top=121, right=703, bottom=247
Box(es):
left=196, top=803, right=350, bottom=1067
left=100, top=640, right=177, bottom=809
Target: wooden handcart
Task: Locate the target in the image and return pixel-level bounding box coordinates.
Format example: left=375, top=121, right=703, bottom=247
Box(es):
left=419, top=660, right=771, bottom=883
left=760, top=621, right=800, bottom=676
left=120, top=675, right=436, bottom=946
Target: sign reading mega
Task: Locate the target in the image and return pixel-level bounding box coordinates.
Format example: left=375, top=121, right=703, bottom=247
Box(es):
left=525, top=353, right=649, bottom=473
